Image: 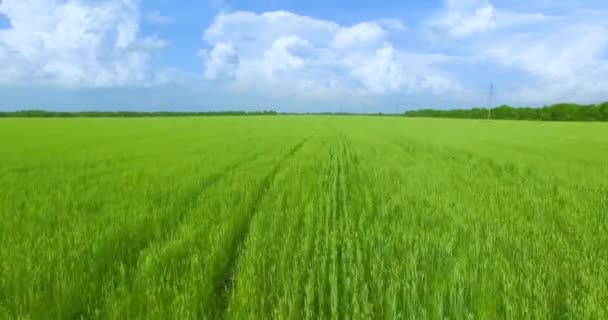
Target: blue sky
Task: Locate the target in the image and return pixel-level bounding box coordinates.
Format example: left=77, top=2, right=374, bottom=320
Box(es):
left=0, top=0, right=607, bottom=112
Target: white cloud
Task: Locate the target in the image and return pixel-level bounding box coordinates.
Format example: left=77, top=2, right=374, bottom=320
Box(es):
left=200, top=41, right=238, bottom=80
left=427, top=0, right=548, bottom=39
left=484, top=25, right=608, bottom=81
left=203, top=11, right=339, bottom=53
left=423, top=0, right=608, bottom=105
left=200, top=11, right=460, bottom=96
left=4, top=0, right=602, bottom=109
left=332, top=22, right=387, bottom=49
left=264, top=36, right=309, bottom=72
left=0, top=0, right=169, bottom=87
left=428, top=0, right=497, bottom=38
left=483, top=23, right=608, bottom=103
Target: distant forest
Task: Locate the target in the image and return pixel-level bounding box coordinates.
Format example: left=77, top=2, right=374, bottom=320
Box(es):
left=404, top=102, right=608, bottom=121
left=2, top=102, right=608, bottom=121
left=0, top=110, right=279, bottom=117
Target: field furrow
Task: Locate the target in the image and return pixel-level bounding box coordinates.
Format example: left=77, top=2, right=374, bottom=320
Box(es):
left=212, top=137, right=310, bottom=318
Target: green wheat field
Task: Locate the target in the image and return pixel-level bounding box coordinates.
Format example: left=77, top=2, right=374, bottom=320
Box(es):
left=1, top=116, right=607, bottom=319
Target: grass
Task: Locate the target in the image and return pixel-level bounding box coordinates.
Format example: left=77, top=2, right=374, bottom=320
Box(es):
left=1, top=116, right=607, bottom=319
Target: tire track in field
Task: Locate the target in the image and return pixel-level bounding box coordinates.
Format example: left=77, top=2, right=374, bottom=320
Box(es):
left=300, top=137, right=331, bottom=319
left=336, top=138, right=371, bottom=319
left=211, top=137, right=310, bottom=319
left=316, top=139, right=335, bottom=318
left=308, top=134, right=353, bottom=319
left=334, top=138, right=356, bottom=319
left=58, top=149, right=267, bottom=320
left=325, top=133, right=376, bottom=319
left=331, top=139, right=345, bottom=319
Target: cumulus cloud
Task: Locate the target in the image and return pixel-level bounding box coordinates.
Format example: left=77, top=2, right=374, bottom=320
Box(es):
left=332, top=22, right=386, bottom=49
left=0, top=0, right=169, bottom=87
left=199, top=10, right=460, bottom=96
left=485, top=26, right=608, bottom=81
left=429, top=0, right=497, bottom=38
left=3, top=0, right=603, bottom=109
left=483, top=22, right=608, bottom=103
left=423, top=0, right=608, bottom=105
left=427, top=0, right=548, bottom=39
left=200, top=42, right=239, bottom=80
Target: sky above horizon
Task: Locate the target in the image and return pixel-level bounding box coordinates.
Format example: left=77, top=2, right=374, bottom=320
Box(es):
left=0, top=0, right=607, bottom=112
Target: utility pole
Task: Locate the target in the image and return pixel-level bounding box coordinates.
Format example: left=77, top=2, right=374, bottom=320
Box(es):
left=487, top=83, right=495, bottom=120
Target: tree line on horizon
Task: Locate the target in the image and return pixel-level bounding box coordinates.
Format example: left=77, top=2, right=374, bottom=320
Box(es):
left=0, top=110, right=279, bottom=117
left=403, top=102, right=608, bottom=121
left=1, top=102, right=608, bottom=121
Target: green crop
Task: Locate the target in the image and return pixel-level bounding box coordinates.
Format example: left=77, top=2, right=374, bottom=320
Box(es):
left=1, top=116, right=607, bottom=319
